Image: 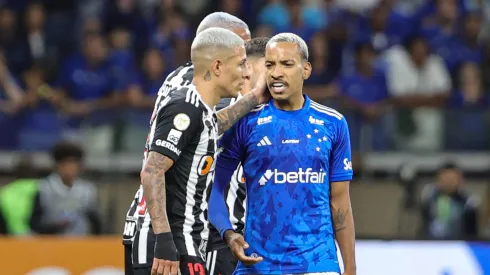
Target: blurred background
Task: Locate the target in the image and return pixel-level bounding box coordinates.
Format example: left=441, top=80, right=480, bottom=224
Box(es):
left=0, top=0, right=489, bottom=274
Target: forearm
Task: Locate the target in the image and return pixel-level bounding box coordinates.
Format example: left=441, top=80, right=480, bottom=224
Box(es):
left=216, top=92, right=258, bottom=135
left=2, top=78, right=23, bottom=104
left=141, top=152, right=173, bottom=234
left=332, top=193, right=356, bottom=273
left=208, top=159, right=238, bottom=238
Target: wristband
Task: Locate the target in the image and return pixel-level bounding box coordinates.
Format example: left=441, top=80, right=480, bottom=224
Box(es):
left=154, top=232, right=179, bottom=261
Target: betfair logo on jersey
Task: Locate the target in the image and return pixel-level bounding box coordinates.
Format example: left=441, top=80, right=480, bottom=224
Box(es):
left=155, top=139, right=182, bottom=155
left=258, top=168, right=326, bottom=185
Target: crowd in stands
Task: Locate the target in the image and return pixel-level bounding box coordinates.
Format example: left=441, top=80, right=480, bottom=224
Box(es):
left=0, top=0, right=489, bottom=154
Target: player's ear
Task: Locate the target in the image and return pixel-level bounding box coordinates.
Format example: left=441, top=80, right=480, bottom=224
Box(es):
left=212, top=59, right=222, bottom=77
left=303, top=61, right=312, bottom=80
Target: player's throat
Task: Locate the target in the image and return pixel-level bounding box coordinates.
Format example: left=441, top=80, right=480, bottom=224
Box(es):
left=273, top=90, right=305, bottom=111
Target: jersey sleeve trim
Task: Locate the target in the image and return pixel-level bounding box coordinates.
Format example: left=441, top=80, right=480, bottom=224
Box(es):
left=330, top=173, right=353, bottom=183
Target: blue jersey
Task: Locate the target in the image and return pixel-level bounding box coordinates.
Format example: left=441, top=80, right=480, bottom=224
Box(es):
left=209, top=95, right=353, bottom=275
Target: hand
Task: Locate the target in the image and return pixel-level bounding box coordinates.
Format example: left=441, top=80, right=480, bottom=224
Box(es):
left=225, top=230, right=263, bottom=266
left=251, top=72, right=270, bottom=104
left=151, top=258, right=179, bottom=275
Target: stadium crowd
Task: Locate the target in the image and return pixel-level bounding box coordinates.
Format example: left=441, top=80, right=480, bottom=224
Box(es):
left=0, top=0, right=489, bottom=157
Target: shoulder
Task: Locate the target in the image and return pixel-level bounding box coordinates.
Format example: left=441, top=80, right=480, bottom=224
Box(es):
left=216, top=98, right=234, bottom=111
left=164, top=63, right=194, bottom=86
left=75, top=179, right=97, bottom=194
left=309, top=100, right=344, bottom=122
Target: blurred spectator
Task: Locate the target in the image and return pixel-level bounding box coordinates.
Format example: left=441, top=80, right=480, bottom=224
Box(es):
left=458, top=12, right=483, bottom=66
left=0, top=157, right=39, bottom=235
left=419, top=0, right=462, bottom=73
left=384, top=36, right=450, bottom=151
left=450, top=62, right=488, bottom=107
left=23, top=2, right=58, bottom=73
left=419, top=162, right=479, bottom=240
left=355, top=2, right=413, bottom=53
left=0, top=50, right=23, bottom=114
left=109, top=27, right=135, bottom=90
left=0, top=8, right=31, bottom=76
left=445, top=62, right=490, bottom=150
left=53, top=33, right=121, bottom=120
left=258, top=0, right=318, bottom=40
left=30, top=141, right=101, bottom=236
left=337, top=42, right=391, bottom=162
left=126, top=48, right=168, bottom=109
left=304, top=32, right=336, bottom=102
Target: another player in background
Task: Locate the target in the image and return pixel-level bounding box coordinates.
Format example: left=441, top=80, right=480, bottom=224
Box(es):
left=206, top=37, right=270, bottom=275
left=122, top=12, right=254, bottom=275
left=209, top=33, right=356, bottom=275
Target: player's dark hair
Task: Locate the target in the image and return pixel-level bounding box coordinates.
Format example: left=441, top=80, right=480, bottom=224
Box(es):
left=245, top=37, right=270, bottom=58
left=51, top=141, right=84, bottom=163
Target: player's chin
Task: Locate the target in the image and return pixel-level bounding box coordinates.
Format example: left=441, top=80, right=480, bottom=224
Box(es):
left=270, top=89, right=289, bottom=100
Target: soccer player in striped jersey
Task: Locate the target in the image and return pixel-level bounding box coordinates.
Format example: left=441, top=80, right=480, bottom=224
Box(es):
left=206, top=37, right=269, bottom=275
left=206, top=37, right=270, bottom=275
left=124, top=29, right=270, bottom=275
left=122, top=12, right=255, bottom=275
left=209, top=33, right=357, bottom=275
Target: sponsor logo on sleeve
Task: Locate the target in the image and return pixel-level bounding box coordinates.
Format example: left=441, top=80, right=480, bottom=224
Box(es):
left=167, top=129, right=182, bottom=145
left=155, top=139, right=182, bottom=155
left=343, top=158, right=353, bottom=171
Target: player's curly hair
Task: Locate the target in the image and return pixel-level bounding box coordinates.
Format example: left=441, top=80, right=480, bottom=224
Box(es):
left=51, top=141, right=84, bottom=163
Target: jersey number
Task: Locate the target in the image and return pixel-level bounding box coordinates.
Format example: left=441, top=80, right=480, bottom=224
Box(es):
left=123, top=221, right=137, bottom=238
left=186, top=263, right=205, bottom=275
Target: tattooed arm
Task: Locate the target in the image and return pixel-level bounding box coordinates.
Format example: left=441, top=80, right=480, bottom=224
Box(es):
left=216, top=92, right=259, bottom=135
left=215, top=73, right=269, bottom=135
left=141, top=152, right=175, bottom=234
left=331, top=181, right=356, bottom=275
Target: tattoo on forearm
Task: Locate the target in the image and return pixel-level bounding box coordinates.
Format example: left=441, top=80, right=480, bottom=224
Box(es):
left=141, top=152, right=173, bottom=234
left=216, top=92, right=258, bottom=135
left=332, top=206, right=348, bottom=232
left=204, top=71, right=211, bottom=81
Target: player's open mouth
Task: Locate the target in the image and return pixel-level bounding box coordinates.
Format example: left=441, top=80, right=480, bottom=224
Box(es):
left=270, top=82, right=287, bottom=94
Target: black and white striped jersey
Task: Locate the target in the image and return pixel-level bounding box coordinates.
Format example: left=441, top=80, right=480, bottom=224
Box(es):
left=123, top=63, right=194, bottom=245
left=207, top=95, right=247, bottom=251
left=123, top=63, right=219, bottom=263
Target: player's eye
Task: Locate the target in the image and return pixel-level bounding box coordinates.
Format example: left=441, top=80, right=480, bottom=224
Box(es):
left=265, top=63, right=273, bottom=68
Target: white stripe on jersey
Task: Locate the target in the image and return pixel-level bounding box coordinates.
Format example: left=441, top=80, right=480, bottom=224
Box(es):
left=310, top=101, right=343, bottom=120
left=227, top=165, right=241, bottom=229
left=137, top=218, right=150, bottom=263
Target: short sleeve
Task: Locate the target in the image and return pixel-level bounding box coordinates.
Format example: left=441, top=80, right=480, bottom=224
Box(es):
left=149, top=98, right=203, bottom=162
left=329, top=117, right=353, bottom=182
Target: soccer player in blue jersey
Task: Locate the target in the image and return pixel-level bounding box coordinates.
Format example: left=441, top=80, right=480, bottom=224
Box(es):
left=208, top=33, right=356, bottom=275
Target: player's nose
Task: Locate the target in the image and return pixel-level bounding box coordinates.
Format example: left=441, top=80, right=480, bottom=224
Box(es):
left=243, top=63, right=251, bottom=79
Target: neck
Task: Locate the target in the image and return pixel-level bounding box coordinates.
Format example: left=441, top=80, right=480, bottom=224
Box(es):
left=273, top=91, right=304, bottom=111
left=192, top=76, right=221, bottom=109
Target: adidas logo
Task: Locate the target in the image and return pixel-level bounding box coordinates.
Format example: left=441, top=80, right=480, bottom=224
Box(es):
left=257, top=136, right=272, bottom=146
